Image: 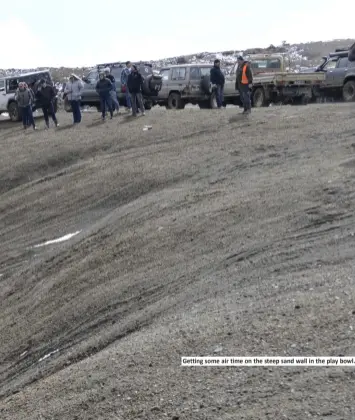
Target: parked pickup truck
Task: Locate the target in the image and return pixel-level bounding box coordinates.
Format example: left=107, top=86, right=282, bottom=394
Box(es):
left=224, top=54, right=326, bottom=107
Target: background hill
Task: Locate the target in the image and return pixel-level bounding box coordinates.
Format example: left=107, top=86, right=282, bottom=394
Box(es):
left=0, top=39, right=354, bottom=82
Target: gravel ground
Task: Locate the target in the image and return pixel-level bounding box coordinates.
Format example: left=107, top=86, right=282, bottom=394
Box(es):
left=1, top=104, right=355, bottom=419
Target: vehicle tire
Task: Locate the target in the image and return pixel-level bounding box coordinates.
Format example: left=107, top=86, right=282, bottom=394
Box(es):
left=142, top=74, right=163, bottom=96
left=201, top=75, right=212, bottom=94
left=64, top=97, right=72, bottom=112
left=167, top=93, right=183, bottom=109
left=209, top=91, right=218, bottom=109
left=252, top=87, right=266, bottom=107
left=8, top=101, right=21, bottom=122
left=342, top=80, right=355, bottom=102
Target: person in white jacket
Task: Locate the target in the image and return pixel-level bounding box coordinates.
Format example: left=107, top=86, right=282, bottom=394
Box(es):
left=64, top=74, right=84, bottom=124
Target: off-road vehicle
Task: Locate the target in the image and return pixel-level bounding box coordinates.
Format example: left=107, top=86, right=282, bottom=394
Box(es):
left=156, top=64, right=241, bottom=109
left=313, top=49, right=355, bottom=101
left=0, top=70, right=57, bottom=122
left=64, top=62, right=162, bottom=112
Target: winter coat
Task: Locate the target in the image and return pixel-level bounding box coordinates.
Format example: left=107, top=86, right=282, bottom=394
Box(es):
left=95, top=78, right=113, bottom=95
left=64, top=80, right=84, bottom=101
left=106, top=74, right=116, bottom=91
left=127, top=72, right=144, bottom=94
left=210, top=66, right=225, bottom=86
left=236, top=62, right=253, bottom=88
left=36, top=85, right=56, bottom=106
left=15, top=88, right=35, bottom=108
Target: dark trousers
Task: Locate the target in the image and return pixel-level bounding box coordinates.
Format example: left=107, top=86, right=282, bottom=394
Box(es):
left=130, top=92, right=145, bottom=115
left=70, top=100, right=81, bottom=123
left=100, top=93, right=113, bottom=118
left=42, top=102, right=57, bottom=126
left=239, top=84, right=251, bottom=111
left=216, top=85, right=224, bottom=107
left=21, top=105, right=35, bottom=128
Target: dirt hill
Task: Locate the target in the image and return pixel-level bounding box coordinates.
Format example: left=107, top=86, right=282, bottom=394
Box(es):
left=1, top=104, right=355, bottom=419
left=1, top=39, right=354, bottom=81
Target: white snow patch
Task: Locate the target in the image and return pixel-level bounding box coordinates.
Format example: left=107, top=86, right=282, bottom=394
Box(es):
left=2, top=112, right=9, bottom=117
left=34, top=231, right=81, bottom=248
left=38, top=349, right=59, bottom=362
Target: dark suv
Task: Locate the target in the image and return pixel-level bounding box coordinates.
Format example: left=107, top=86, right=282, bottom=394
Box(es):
left=315, top=50, right=355, bottom=101
left=0, top=70, right=57, bottom=122
left=74, top=62, right=162, bottom=111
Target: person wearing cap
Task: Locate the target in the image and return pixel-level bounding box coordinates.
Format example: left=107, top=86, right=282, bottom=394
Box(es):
left=127, top=65, right=145, bottom=117
left=95, top=72, right=114, bottom=120
left=15, top=82, right=37, bottom=130
left=64, top=74, right=84, bottom=124
left=104, top=67, right=120, bottom=114
left=36, top=79, right=59, bottom=128
left=210, top=59, right=225, bottom=108
left=236, top=56, right=253, bottom=114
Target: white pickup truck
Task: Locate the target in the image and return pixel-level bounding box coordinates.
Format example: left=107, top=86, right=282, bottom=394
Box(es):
left=0, top=70, right=57, bottom=121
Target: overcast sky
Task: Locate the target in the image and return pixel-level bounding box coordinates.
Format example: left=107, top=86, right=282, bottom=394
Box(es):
left=1, top=0, right=353, bottom=68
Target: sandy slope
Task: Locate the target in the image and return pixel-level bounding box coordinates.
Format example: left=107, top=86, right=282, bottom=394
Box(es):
left=1, top=104, right=355, bottom=419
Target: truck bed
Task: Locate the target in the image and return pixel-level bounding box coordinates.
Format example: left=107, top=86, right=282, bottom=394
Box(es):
left=254, top=72, right=325, bottom=85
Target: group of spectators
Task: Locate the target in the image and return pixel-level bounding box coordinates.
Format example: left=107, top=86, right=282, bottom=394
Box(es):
left=64, top=61, right=145, bottom=123
left=15, top=80, right=58, bottom=130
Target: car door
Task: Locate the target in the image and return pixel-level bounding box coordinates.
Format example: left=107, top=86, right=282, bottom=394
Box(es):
left=321, top=58, right=338, bottom=87
left=0, top=79, right=7, bottom=111
left=189, top=67, right=202, bottom=96
left=82, top=69, right=99, bottom=101
left=158, top=68, right=170, bottom=99
left=170, top=67, right=187, bottom=93
left=331, top=57, right=349, bottom=87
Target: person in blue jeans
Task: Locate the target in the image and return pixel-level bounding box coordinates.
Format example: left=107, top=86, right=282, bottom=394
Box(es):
left=15, top=82, right=37, bottom=130
left=121, top=61, right=132, bottom=111
left=64, top=74, right=84, bottom=124
left=210, top=59, right=225, bottom=108
left=104, top=67, right=120, bottom=113
left=96, top=72, right=113, bottom=120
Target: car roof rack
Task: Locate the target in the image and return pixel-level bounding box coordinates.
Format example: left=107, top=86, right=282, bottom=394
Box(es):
left=97, top=61, right=152, bottom=69
left=329, top=51, right=349, bottom=58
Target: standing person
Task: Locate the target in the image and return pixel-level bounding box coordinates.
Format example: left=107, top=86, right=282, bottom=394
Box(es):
left=15, top=82, right=37, bottom=130
left=36, top=79, right=59, bottom=128
left=235, top=56, right=253, bottom=114
left=121, top=61, right=132, bottom=111
left=64, top=74, right=84, bottom=124
left=104, top=67, right=120, bottom=114
left=127, top=65, right=145, bottom=117
left=210, top=59, right=225, bottom=109
left=96, top=72, right=114, bottom=120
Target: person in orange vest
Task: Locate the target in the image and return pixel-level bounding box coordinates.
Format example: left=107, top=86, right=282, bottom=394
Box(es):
left=235, top=56, right=253, bottom=114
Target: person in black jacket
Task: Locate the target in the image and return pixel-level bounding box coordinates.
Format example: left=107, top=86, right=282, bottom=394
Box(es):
left=127, top=65, right=145, bottom=116
left=235, top=56, right=253, bottom=114
left=95, top=72, right=114, bottom=120
left=36, top=79, right=59, bottom=128
left=210, top=59, right=225, bottom=108
left=348, top=42, right=355, bottom=62
left=104, top=67, right=120, bottom=113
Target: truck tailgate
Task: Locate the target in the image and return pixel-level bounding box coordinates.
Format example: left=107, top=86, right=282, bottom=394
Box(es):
left=254, top=72, right=326, bottom=85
